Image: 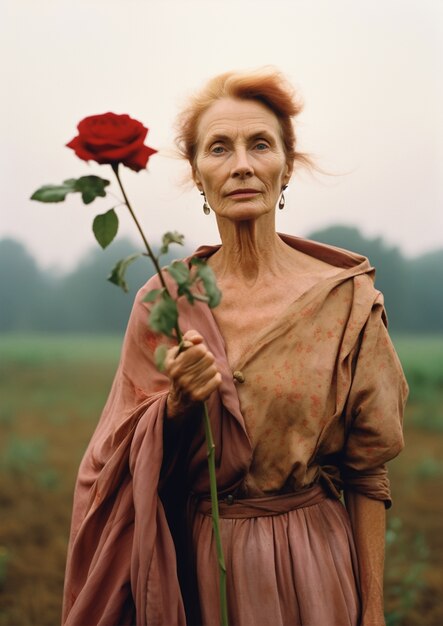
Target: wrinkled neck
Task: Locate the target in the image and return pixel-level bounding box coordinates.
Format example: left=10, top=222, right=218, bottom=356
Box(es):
left=211, top=215, right=290, bottom=285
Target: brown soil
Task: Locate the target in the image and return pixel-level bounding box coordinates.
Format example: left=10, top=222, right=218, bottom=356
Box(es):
left=0, top=383, right=442, bottom=625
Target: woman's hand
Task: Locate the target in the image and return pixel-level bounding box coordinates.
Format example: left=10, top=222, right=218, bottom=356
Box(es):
left=164, top=330, right=222, bottom=419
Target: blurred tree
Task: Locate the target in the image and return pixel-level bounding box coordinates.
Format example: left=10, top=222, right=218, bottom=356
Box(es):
left=306, top=225, right=409, bottom=331
left=0, top=239, right=51, bottom=331
left=0, top=237, right=192, bottom=334
left=1, top=229, right=441, bottom=334
left=405, top=250, right=443, bottom=333
left=51, top=239, right=154, bottom=333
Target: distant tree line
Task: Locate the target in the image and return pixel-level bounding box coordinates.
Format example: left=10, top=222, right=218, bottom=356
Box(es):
left=0, top=237, right=185, bottom=334
left=308, top=225, right=443, bottom=334
left=1, top=226, right=442, bottom=334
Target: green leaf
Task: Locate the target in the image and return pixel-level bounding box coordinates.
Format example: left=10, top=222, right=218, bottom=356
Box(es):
left=92, top=209, right=119, bottom=249
left=191, top=257, right=222, bottom=308
left=154, top=344, right=169, bottom=372
left=74, top=175, right=110, bottom=204
left=30, top=180, right=78, bottom=203
left=107, top=253, right=143, bottom=292
left=143, top=288, right=164, bottom=303
left=179, top=286, right=196, bottom=305
left=160, top=231, right=185, bottom=255
left=166, top=261, right=199, bottom=305
left=149, top=292, right=178, bottom=337
left=30, top=175, right=110, bottom=205
left=166, top=261, right=190, bottom=286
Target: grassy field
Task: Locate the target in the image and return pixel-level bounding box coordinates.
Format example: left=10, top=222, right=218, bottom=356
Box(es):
left=0, top=333, right=442, bottom=626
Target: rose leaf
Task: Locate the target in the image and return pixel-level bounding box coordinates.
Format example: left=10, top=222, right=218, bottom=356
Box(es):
left=154, top=344, right=169, bottom=372
left=167, top=261, right=195, bottom=303
left=199, top=269, right=221, bottom=308
left=92, top=209, right=119, bottom=249
left=166, top=261, right=190, bottom=287
left=149, top=292, right=178, bottom=338
left=30, top=180, right=78, bottom=203
left=74, top=175, right=110, bottom=205
left=178, top=285, right=196, bottom=305
left=107, top=253, right=143, bottom=292
left=160, top=231, right=185, bottom=255
left=143, top=288, right=164, bottom=303
left=191, top=257, right=222, bottom=308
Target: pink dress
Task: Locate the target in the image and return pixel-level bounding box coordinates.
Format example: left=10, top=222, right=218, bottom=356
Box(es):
left=62, top=235, right=407, bottom=626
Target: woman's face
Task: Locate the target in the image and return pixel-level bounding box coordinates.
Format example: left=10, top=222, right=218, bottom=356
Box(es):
left=193, top=97, right=292, bottom=222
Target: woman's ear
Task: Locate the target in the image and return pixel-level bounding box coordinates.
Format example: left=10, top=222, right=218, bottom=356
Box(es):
left=192, top=168, right=203, bottom=193
left=283, top=159, right=294, bottom=186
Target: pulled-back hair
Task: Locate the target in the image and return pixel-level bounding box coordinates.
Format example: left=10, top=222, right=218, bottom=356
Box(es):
left=175, top=67, right=313, bottom=172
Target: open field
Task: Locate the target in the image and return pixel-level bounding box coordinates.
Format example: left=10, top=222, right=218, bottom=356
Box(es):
left=0, top=333, right=442, bottom=626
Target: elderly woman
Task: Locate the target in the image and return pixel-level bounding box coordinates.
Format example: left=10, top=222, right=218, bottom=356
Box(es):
left=62, top=69, right=407, bottom=626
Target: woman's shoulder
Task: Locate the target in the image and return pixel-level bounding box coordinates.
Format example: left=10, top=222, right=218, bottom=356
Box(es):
left=279, top=233, right=377, bottom=296
left=279, top=232, right=372, bottom=273
left=287, top=246, right=343, bottom=279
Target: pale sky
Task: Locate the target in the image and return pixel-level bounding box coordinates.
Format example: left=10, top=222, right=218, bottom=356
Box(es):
left=1, top=0, right=442, bottom=271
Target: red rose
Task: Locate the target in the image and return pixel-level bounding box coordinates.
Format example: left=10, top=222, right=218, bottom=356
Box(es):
left=66, top=112, right=157, bottom=172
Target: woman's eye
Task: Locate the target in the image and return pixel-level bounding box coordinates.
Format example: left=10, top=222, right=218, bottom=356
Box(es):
left=211, top=145, right=225, bottom=155
left=254, top=142, right=269, bottom=151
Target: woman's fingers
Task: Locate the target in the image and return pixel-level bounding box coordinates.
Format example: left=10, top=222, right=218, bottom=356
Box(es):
left=164, top=330, right=205, bottom=363
left=175, top=362, right=219, bottom=394
left=187, top=371, right=223, bottom=402
left=169, top=345, right=215, bottom=375
left=164, top=330, right=222, bottom=407
left=169, top=348, right=219, bottom=394
left=183, top=329, right=204, bottom=344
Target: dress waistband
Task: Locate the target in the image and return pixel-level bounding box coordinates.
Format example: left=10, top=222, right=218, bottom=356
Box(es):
left=194, top=483, right=327, bottom=519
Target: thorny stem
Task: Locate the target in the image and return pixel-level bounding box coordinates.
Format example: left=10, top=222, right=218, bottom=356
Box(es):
left=111, top=163, right=229, bottom=626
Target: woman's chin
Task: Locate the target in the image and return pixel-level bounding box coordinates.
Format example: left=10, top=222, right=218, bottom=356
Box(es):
left=218, top=204, right=273, bottom=223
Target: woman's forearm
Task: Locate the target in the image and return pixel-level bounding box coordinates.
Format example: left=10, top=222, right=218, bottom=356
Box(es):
left=345, top=491, right=386, bottom=626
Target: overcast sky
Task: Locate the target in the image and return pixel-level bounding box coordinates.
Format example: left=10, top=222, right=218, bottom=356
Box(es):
left=1, top=0, right=442, bottom=271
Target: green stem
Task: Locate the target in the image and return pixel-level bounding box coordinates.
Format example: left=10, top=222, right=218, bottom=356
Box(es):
left=112, top=163, right=182, bottom=342
left=111, top=162, right=229, bottom=625
left=203, top=403, right=229, bottom=626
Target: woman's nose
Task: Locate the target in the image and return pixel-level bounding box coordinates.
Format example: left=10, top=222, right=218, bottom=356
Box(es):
left=231, top=148, right=254, bottom=178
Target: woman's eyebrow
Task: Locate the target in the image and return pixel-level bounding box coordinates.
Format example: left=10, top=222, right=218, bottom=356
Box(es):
left=205, top=133, right=232, bottom=145
left=248, top=130, right=274, bottom=141
left=205, top=130, right=274, bottom=145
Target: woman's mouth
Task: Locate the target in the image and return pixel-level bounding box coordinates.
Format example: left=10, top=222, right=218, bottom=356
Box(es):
left=227, top=189, right=260, bottom=198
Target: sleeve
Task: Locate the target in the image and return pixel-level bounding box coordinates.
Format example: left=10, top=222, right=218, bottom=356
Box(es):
left=342, top=293, right=408, bottom=508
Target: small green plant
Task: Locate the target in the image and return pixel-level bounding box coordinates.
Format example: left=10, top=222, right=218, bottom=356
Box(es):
left=0, top=436, right=59, bottom=489
left=385, top=517, right=429, bottom=626
left=1, top=436, right=46, bottom=473
left=413, top=457, right=443, bottom=480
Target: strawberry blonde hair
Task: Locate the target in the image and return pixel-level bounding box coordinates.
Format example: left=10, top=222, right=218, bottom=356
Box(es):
left=175, top=67, right=313, bottom=173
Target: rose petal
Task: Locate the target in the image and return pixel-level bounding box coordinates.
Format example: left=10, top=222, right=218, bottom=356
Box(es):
left=66, top=136, right=98, bottom=163
left=78, top=113, right=147, bottom=145
left=83, top=134, right=148, bottom=161
left=122, top=145, right=158, bottom=172
left=67, top=113, right=156, bottom=169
